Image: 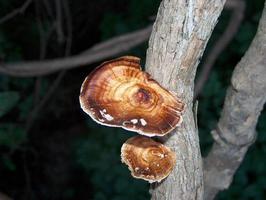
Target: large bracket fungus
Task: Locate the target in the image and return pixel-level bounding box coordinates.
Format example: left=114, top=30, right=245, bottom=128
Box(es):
left=121, top=136, right=176, bottom=183
left=79, top=56, right=185, bottom=136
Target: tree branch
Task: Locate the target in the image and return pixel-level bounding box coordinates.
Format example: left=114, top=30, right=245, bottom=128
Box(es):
left=203, top=2, right=266, bottom=199
left=55, top=0, right=65, bottom=44
left=26, top=71, right=66, bottom=132
left=145, top=0, right=226, bottom=199
left=0, top=0, right=32, bottom=24
left=194, top=0, right=245, bottom=98
left=26, top=0, right=72, bottom=132
left=0, top=25, right=152, bottom=77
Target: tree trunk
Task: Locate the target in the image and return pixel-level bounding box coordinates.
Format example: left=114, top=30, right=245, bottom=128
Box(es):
left=145, top=0, right=226, bottom=199
left=204, top=2, right=266, bottom=199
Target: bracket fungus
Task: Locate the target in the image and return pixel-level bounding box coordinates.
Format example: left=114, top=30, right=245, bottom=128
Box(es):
left=79, top=56, right=185, bottom=136
left=121, top=136, right=176, bottom=183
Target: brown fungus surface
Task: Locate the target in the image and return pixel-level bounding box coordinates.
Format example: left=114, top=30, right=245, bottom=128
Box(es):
left=79, top=56, right=185, bottom=136
left=121, top=136, right=176, bottom=183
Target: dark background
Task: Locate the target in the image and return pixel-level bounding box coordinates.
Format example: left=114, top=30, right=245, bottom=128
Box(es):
left=0, top=0, right=265, bottom=199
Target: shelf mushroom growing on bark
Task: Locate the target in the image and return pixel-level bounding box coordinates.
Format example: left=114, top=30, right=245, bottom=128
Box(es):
left=121, top=136, right=176, bottom=183
left=79, top=56, right=185, bottom=182
left=79, top=56, right=185, bottom=137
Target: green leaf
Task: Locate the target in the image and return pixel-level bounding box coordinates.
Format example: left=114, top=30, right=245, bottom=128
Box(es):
left=0, top=91, right=20, bottom=117
left=1, top=156, right=16, bottom=171
left=18, top=94, right=33, bottom=120
left=0, top=123, right=27, bottom=149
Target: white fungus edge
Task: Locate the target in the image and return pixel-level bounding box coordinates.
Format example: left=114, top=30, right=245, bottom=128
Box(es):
left=80, top=87, right=184, bottom=137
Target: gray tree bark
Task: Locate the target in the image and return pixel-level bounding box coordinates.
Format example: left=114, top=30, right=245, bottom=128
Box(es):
left=145, top=0, right=226, bottom=199
left=146, top=0, right=266, bottom=199
left=204, top=2, right=266, bottom=199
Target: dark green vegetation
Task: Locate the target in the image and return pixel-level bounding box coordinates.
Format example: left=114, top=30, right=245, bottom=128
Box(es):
left=0, top=0, right=265, bottom=199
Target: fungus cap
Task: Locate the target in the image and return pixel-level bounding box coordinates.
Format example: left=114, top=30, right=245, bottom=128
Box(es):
left=121, top=136, right=176, bottom=183
left=79, top=56, right=185, bottom=136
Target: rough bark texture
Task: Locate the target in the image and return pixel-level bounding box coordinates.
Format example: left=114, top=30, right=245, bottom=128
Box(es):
left=195, top=0, right=246, bottom=98
left=204, top=2, right=266, bottom=200
left=145, top=0, right=226, bottom=199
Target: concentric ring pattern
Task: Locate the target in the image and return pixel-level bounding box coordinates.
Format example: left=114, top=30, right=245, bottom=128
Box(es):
left=121, top=136, right=176, bottom=182
left=79, top=56, right=185, bottom=136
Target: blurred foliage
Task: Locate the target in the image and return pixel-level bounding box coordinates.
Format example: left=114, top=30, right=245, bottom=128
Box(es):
left=0, top=31, right=22, bottom=61
left=0, top=92, right=20, bottom=117
left=74, top=121, right=149, bottom=200
left=0, top=123, right=26, bottom=149
left=0, top=0, right=265, bottom=199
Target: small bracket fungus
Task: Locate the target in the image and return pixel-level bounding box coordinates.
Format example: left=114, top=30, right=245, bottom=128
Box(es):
left=121, top=136, right=176, bottom=183
left=79, top=56, right=185, bottom=136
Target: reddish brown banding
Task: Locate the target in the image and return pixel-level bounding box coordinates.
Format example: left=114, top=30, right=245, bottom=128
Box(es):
left=79, top=56, right=185, bottom=136
left=121, top=136, right=176, bottom=182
